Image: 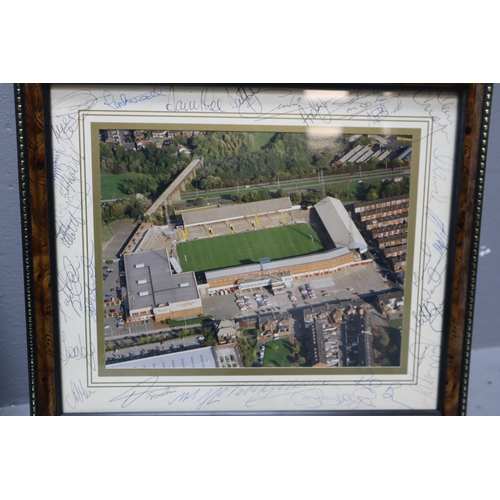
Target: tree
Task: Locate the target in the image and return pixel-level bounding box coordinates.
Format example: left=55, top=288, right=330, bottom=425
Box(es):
left=130, top=207, right=142, bottom=219
left=295, top=340, right=302, bottom=355
left=202, top=327, right=217, bottom=346
left=374, top=329, right=390, bottom=351
left=112, top=202, right=124, bottom=218
left=179, top=328, right=190, bottom=339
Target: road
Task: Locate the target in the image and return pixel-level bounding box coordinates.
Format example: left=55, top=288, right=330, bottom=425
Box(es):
left=179, top=168, right=411, bottom=200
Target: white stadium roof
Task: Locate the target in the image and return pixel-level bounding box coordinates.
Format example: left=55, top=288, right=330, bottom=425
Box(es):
left=314, top=197, right=368, bottom=254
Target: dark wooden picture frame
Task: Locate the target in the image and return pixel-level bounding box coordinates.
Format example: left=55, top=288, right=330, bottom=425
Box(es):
left=16, top=83, right=492, bottom=415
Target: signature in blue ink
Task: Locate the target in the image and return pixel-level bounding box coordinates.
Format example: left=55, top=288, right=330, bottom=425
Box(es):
left=103, top=87, right=165, bottom=110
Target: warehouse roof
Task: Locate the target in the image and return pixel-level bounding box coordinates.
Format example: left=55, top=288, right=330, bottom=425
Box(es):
left=124, top=249, right=199, bottom=310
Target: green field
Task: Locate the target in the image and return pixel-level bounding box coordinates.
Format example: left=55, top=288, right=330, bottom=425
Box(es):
left=101, top=224, right=115, bottom=244
left=177, top=224, right=323, bottom=272
left=389, top=318, right=403, bottom=330
left=263, top=339, right=294, bottom=368
left=252, top=132, right=274, bottom=150
left=100, top=173, right=151, bottom=200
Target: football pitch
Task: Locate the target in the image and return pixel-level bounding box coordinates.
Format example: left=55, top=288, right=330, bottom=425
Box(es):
left=177, top=224, right=324, bottom=273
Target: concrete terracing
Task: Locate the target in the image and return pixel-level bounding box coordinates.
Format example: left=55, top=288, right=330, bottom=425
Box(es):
left=144, top=156, right=203, bottom=217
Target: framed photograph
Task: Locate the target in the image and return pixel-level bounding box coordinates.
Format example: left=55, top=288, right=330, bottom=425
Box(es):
left=17, top=83, right=491, bottom=415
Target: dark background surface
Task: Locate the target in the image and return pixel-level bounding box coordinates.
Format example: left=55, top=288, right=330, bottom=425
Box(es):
left=0, top=84, right=498, bottom=415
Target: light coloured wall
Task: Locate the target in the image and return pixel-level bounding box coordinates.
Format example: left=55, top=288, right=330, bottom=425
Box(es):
left=0, top=84, right=499, bottom=414
left=0, top=84, right=29, bottom=408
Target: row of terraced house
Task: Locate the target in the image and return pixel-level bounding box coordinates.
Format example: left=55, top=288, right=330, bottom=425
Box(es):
left=353, top=195, right=409, bottom=274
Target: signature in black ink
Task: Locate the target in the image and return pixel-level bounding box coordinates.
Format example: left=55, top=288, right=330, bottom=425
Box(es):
left=165, top=86, right=223, bottom=113
left=409, top=342, right=440, bottom=403
left=65, top=379, right=96, bottom=409
left=81, top=241, right=97, bottom=321
left=226, top=87, right=263, bottom=115
left=411, top=289, right=444, bottom=332
left=298, top=95, right=335, bottom=125
left=367, top=105, right=389, bottom=124
left=55, top=207, right=84, bottom=248
left=413, top=91, right=455, bottom=144
left=53, top=147, right=79, bottom=198
left=58, top=255, right=83, bottom=320
left=51, top=90, right=97, bottom=145
left=61, top=332, right=97, bottom=371
left=430, top=150, right=452, bottom=204
left=54, top=183, right=91, bottom=249
left=266, top=90, right=302, bottom=114
left=412, top=247, right=446, bottom=333
left=296, top=90, right=404, bottom=126
left=109, top=377, right=176, bottom=409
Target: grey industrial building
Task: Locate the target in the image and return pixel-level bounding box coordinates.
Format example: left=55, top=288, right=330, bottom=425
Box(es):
left=124, top=248, right=203, bottom=322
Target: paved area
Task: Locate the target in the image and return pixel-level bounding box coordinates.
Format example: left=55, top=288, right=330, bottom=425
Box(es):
left=201, top=263, right=390, bottom=321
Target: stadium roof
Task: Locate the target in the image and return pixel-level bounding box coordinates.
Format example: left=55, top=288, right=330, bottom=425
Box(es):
left=108, top=346, right=217, bottom=369
left=182, top=197, right=293, bottom=226
left=314, top=197, right=368, bottom=253
left=205, top=247, right=351, bottom=280
left=124, top=249, right=199, bottom=310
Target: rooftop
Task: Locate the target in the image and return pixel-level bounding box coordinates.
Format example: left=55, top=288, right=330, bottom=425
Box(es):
left=182, top=197, right=293, bottom=226
left=314, top=197, right=368, bottom=253
left=124, top=249, right=199, bottom=310
left=108, top=346, right=217, bottom=369
left=205, top=247, right=350, bottom=281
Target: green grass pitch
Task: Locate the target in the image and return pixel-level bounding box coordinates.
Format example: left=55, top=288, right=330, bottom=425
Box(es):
left=177, top=224, right=323, bottom=273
